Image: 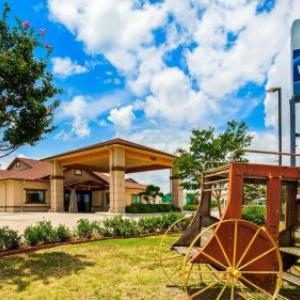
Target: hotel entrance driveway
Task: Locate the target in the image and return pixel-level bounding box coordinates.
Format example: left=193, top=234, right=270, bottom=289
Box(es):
left=0, top=212, right=139, bottom=234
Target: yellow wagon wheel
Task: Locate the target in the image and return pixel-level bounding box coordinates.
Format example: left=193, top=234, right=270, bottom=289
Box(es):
left=183, top=219, right=283, bottom=300
left=159, top=215, right=193, bottom=286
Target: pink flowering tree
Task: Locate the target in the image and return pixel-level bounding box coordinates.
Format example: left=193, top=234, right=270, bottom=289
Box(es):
left=0, top=3, right=60, bottom=158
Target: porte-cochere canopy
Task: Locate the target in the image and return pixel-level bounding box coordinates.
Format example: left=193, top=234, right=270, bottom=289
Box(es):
left=44, top=138, right=183, bottom=213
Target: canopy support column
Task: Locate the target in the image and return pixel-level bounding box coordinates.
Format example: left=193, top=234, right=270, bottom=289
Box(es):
left=171, top=168, right=183, bottom=210
left=50, top=160, right=64, bottom=212
left=109, top=147, right=126, bottom=213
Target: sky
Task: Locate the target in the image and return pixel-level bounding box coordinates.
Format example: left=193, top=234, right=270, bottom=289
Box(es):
left=2, top=0, right=300, bottom=191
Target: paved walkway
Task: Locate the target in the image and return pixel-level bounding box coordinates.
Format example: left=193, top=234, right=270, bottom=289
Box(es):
left=0, top=212, right=191, bottom=233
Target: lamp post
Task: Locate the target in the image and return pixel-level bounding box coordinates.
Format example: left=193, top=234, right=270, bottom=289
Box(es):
left=266, top=87, right=282, bottom=165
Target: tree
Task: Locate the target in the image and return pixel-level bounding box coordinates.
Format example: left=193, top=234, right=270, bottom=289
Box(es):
left=175, top=120, right=253, bottom=193
left=139, top=185, right=164, bottom=204
left=0, top=3, right=60, bottom=158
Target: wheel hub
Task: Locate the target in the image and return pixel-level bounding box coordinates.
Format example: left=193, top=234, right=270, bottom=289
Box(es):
left=226, top=267, right=242, bottom=279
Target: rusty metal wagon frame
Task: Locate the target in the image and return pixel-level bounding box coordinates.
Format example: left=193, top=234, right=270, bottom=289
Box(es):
left=159, top=161, right=300, bottom=299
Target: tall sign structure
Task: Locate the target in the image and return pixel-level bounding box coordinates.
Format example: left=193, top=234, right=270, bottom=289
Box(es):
left=290, top=19, right=300, bottom=166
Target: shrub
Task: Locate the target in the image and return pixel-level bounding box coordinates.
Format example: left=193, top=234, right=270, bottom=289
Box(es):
left=183, top=204, right=198, bottom=211
left=0, top=226, right=21, bottom=250
left=23, top=220, right=59, bottom=246
left=242, top=205, right=265, bottom=226
left=56, top=224, right=71, bottom=242
left=125, top=203, right=180, bottom=213
left=138, top=216, right=162, bottom=233
left=75, top=219, right=94, bottom=238
left=101, top=216, right=141, bottom=237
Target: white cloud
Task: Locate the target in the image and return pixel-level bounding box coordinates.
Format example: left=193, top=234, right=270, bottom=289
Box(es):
left=52, top=57, right=88, bottom=78
left=57, top=92, right=128, bottom=139
left=108, top=105, right=135, bottom=131
left=48, top=0, right=300, bottom=157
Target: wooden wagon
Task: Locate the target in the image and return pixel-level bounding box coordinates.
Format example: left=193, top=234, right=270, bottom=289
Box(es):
left=159, top=162, right=300, bottom=299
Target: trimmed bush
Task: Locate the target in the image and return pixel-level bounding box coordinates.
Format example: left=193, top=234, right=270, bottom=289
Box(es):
left=0, top=226, right=21, bottom=250
left=23, top=220, right=59, bottom=246
left=125, top=203, right=180, bottom=213
left=75, top=219, right=94, bottom=238
left=101, top=216, right=141, bottom=237
left=183, top=204, right=198, bottom=211
left=56, top=224, right=71, bottom=242
left=242, top=205, right=265, bottom=226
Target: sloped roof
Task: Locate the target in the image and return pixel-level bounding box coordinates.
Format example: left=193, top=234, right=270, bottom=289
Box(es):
left=44, top=138, right=176, bottom=160
left=0, top=158, right=51, bottom=181
left=0, top=158, right=147, bottom=189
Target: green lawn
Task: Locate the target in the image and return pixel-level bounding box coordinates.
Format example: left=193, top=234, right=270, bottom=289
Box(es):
left=0, top=237, right=186, bottom=300
left=0, top=236, right=299, bottom=300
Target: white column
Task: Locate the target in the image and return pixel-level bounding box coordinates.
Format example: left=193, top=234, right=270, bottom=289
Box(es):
left=109, top=147, right=126, bottom=213
left=50, top=160, right=64, bottom=212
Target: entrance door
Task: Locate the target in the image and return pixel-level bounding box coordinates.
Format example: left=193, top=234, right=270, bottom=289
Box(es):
left=77, top=191, right=92, bottom=212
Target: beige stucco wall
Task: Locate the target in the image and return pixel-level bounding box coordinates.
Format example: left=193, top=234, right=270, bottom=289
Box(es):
left=0, top=179, right=50, bottom=212
left=0, top=176, right=145, bottom=212
left=125, top=188, right=145, bottom=206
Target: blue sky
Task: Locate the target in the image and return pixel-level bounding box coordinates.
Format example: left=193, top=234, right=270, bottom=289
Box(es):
left=2, top=0, right=300, bottom=189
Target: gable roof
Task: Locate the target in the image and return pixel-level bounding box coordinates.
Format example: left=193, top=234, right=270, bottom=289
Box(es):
left=44, top=138, right=176, bottom=160
left=0, top=158, right=147, bottom=189
left=0, top=158, right=51, bottom=181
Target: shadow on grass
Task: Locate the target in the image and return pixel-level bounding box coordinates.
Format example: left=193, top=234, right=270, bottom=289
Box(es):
left=185, top=285, right=300, bottom=300
left=0, top=251, right=95, bottom=292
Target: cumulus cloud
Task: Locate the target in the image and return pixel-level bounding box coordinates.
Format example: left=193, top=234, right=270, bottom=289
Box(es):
left=52, top=57, right=88, bottom=78
left=108, top=105, right=135, bottom=131
left=57, top=92, right=128, bottom=139
left=48, top=0, right=300, bottom=165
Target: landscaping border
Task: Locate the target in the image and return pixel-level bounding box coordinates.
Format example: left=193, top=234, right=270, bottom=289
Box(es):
left=0, top=231, right=167, bottom=259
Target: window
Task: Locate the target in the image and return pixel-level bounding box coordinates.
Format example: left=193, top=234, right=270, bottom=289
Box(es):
left=74, top=169, right=82, bottom=176
left=26, top=190, right=46, bottom=204
left=16, top=161, right=21, bottom=168
left=132, top=194, right=141, bottom=204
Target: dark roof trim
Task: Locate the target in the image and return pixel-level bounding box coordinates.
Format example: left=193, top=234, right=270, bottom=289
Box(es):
left=43, top=138, right=176, bottom=160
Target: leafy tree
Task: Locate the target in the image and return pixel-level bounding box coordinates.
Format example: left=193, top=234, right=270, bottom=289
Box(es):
left=243, top=184, right=266, bottom=205
left=139, top=185, right=164, bottom=204
left=175, top=120, right=253, bottom=193
left=0, top=3, right=60, bottom=158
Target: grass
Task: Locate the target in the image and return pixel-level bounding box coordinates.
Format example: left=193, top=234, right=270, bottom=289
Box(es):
left=0, top=236, right=298, bottom=299
left=0, top=236, right=186, bottom=300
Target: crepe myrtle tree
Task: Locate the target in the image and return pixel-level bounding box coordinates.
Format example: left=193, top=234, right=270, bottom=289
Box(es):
left=175, top=120, right=253, bottom=194
left=0, top=3, right=60, bottom=158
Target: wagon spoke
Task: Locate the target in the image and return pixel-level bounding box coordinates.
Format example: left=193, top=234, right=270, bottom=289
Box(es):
left=216, top=279, right=229, bottom=300
left=190, top=281, right=218, bottom=299
left=236, top=227, right=261, bottom=269
left=184, top=263, right=194, bottom=286
left=239, top=247, right=276, bottom=270
left=239, top=275, right=273, bottom=299
left=233, top=220, right=238, bottom=267
left=198, top=249, right=227, bottom=270
left=214, top=231, right=232, bottom=267
left=230, top=279, right=235, bottom=300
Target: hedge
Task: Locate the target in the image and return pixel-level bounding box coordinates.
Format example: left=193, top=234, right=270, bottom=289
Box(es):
left=125, top=203, right=180, bottom=213
left=183, top=204, right=198, bottom=211
left=0, top=207, right=267, bottom=252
